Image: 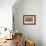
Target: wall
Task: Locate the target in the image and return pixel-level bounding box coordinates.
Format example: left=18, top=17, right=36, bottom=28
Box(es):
left=0, top=0, right=16, bottom=29
left=13, top=0, right=41, bottom=46
left=41, top=0, right=46, bottom=46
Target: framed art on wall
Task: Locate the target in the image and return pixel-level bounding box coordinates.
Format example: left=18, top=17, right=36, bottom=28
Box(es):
left=23, top=15, right=36, bottom=25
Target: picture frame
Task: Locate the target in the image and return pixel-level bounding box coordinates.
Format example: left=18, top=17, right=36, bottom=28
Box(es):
left=23, top=15, right=36, bottom=25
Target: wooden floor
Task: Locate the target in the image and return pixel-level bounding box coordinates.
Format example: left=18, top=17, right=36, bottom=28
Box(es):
left=0, top=39, right=16, bottom=46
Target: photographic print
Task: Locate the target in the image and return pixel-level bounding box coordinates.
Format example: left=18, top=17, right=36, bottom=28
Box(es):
left=23, top=15, right=36, bottom=25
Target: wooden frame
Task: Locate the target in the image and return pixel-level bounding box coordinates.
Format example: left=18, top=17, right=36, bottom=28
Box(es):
left=23, top=15, right=36, bottom=25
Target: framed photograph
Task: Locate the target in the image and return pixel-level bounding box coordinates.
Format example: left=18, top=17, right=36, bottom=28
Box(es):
left=23, top=15, right=36, bottom=25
